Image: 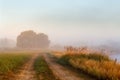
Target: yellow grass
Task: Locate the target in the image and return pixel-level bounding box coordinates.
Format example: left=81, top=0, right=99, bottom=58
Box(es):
left=58, top=53, right=120, bottom=80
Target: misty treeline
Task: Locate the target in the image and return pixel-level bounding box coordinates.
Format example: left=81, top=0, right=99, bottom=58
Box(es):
left=0, top=38, right=16, bottom=48
left=0, top=30, right=50, bottom=49
left=17, top=30, right=50, bottom=49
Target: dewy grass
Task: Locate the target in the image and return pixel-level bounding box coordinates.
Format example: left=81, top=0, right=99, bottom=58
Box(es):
left=0, top=53, right=31, bottom=74
left=34, top=57, right=48, bottom=73
left=34, top=56, right=59, bottom=80
left=58, top=53, right=120, bottom=80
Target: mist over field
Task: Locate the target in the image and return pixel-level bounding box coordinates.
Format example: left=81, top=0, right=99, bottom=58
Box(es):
left=0, top=0, right=120, bottom=52
left=1, top=1, right=120, bottom=80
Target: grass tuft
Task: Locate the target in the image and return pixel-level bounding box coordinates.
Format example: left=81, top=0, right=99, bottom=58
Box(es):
left=34, top=56, right=59, bottom=80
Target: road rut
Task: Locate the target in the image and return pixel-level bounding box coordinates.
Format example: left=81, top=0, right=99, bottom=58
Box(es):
left=43, top=53, right=93, bottom=80
left=14, top=54, right=38, bottom=80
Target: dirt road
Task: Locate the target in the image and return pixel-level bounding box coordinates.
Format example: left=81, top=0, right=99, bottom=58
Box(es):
left=6, top=52, right=95, bottom=80
left=43, top=53, right=94, bottom=80
left=14, top=53, right=38, bottom=80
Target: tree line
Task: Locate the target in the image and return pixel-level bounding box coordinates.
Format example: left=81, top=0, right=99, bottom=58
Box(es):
left=0, top=30, right=50, bottom=49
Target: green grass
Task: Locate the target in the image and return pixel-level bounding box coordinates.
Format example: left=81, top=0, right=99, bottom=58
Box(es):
left=58, top=53, right=120, bottom=80
left=34, top=56, right=59, bottom=80
left=0, top=53, right=31, bottom=74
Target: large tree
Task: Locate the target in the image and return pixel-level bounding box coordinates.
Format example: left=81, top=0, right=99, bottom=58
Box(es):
left=17, top=30, right=50, bottom=48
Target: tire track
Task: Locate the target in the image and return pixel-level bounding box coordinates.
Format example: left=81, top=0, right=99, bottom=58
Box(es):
left=43, top=53, right=92, bottom=80
left=14, top=53, right=38, bottom=80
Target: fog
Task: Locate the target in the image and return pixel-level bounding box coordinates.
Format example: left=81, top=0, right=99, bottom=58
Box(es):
left=0, top=0, right=120, bottom=52
left=0, top=38, right=16, bottom=49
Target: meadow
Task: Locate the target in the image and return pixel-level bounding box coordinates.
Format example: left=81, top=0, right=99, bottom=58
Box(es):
left=0, top=53, right=32, bottom=79
left=58, top=53, right=120, bottom=80
left=0, top=48, right=120, bottom=80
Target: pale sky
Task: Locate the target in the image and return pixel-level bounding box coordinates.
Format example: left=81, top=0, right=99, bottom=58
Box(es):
left=0, top=0, right=120, bottom=45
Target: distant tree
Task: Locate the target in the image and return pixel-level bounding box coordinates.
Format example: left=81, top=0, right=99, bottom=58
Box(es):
left=0, top=38, right=16, bottom=48
left=17, top=30, right=50, bottom=48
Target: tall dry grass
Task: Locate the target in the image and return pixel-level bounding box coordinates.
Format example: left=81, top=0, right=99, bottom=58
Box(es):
left=58, top=53, right=120, bottom=80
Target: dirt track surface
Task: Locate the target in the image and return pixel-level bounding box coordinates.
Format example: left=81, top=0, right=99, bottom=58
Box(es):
left=3, top=52, right=95, bottom=80
left=14, top=54, right=38, bottom=80
left=43, top=53, right=93, bottom=80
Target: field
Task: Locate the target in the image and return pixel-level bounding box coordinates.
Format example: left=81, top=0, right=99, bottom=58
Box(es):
left=0, top=52, right=60, bottom=80
left=0, top=51, right=120, bottom=80
left=0, top=53, right=32, bottom=79
left=57, top=53, right=120, bottom=80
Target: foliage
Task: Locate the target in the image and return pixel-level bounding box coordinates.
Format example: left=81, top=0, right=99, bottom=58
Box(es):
left=17, top=30, right=50, bottom=48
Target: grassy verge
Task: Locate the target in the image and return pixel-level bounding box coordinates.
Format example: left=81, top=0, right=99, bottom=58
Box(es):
left=58, top=53, right=120, bottom=80
left=34, top=56, right=59, bottom=80
left=0, top=53, right=31, bottom=79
